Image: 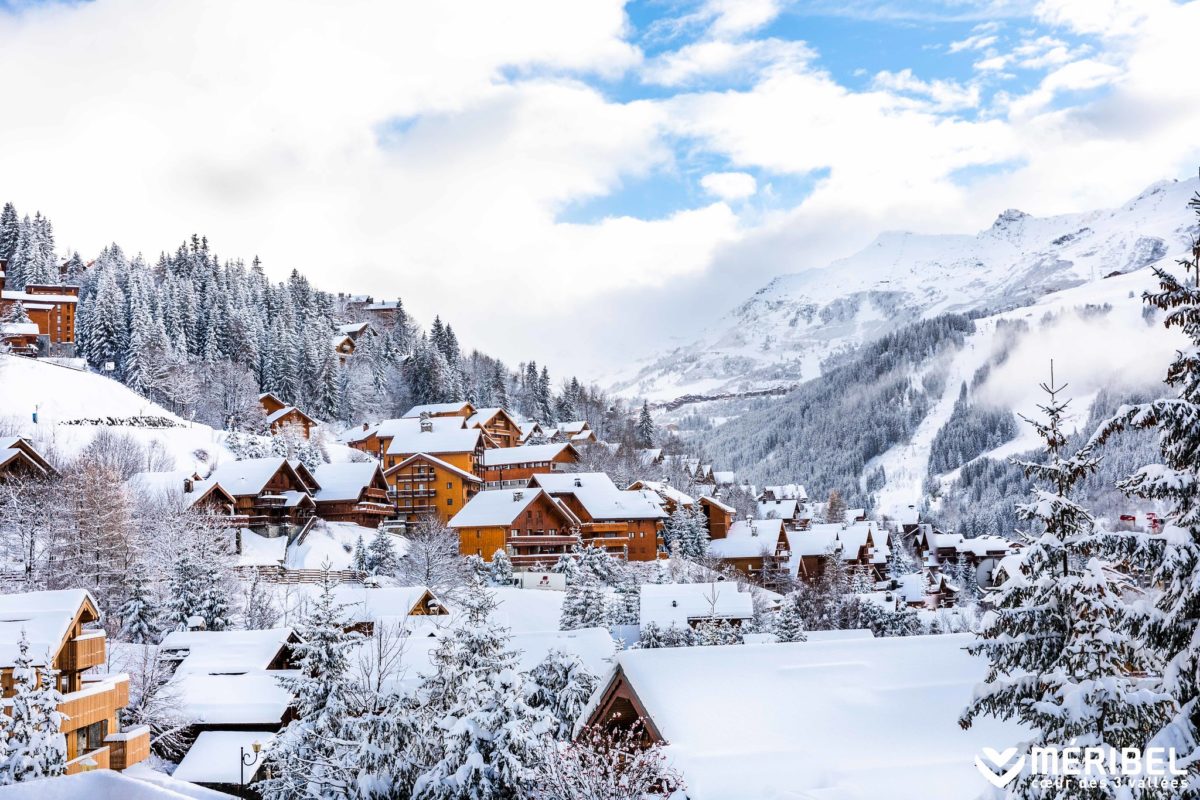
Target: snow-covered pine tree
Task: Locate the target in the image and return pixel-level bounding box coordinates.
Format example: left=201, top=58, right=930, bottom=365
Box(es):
left=961, top=365, right=1171, bottom=798
left=162, top=545, right=205, bottom=631
left=773, top=592, right=808, bottom=643
left=118, top=568, right=157, bottom=644
left=414, top=583, right=551, bottom=800
left=258, top=573, right=358, bottom=800
left=0, top=202, right=19, bottom=263
left=198, top=554, right=232, bottom=632
left=694, top=616, right=742, bottom=646
left=489, top=549, right=514, bottom=585
left=681, top=505, right=711, bottom=559
left=635, top=401, right=655, bottom=448
left=612, top=574, right=640, bottom=626
left=367, top=529, right=400, bottom=576
left=559, top=579, right=609, bottom=631
left=1087, top=192, right=1200, bottom=787
left=352, top=534, right=369, bottom=573
left=550, top=552, right=581, bottom=585
left=0, top=632, right=66, bottom=784
left=526, top=648, right=598, bottom=740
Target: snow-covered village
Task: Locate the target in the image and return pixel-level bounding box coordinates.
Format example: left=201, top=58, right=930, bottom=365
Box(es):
left=1, top=2, right=1200, bottom=800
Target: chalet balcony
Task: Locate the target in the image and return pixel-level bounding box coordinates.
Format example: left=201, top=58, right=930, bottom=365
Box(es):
left=106, top=725, right=150, bottom=770
left=363, top=488, right=390, bottom=502
left=508, top=533, right=580, bottom=547
left=61, top=675, right=130, bottom=733
left=65, top=745, right=109, bottom=775
left=60, top=630, right=106, bottom=672
left=393, top=489, right=437, bottom=498
left=253, top=495, right=287, bottom=509
left=583, top=522, right=628, bottom=534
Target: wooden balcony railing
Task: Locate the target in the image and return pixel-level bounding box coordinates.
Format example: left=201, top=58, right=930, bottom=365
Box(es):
left=106, top=725, right=150, bottom=770
left=60, top=630, right=106, bottom=672
left=61, top=675, right=130, bottom=732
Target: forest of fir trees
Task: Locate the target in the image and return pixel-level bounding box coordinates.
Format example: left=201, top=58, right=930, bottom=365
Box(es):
left=0, top=203, right=647, bottom=442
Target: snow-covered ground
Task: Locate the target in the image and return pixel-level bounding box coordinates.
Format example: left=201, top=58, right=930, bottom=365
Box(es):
left=0, top=354, right=232, bottom=472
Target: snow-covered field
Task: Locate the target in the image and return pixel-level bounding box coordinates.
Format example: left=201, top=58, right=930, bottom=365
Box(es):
left=0, top=354, right=232, bottom=472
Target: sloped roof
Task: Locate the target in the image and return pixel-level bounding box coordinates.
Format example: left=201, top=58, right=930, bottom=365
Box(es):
left=207, top=458, right=307, bottom=497
left=401, top=401, right=474, bottom=418
left=481, top=442, right=575, bottom=467
left=589, top=634, right=1028, bottom=800
left=385, top=419, right=483, bottom=456
left=384, top=452, right=481, bottom=483
left=173, top=730, right=276, bottom=785
left=170, top=671, right=295, bottom=725
left=448, top=488, right=555, bottom=528
left=159, top=628, right=295, bottom=675
left=0, top=589, right=98, bottom=666
left=127, top=470, right=232, bottom=509
left=312, top=461, right=387, bottom=503
left=709, top=519, right=785, bottom=559
left=639, top=582, right=754, bottom=628
left=531, top=472, right=666, bottom=521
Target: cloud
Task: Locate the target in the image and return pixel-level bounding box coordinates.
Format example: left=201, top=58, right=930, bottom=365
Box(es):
left=643, top=38, right=813, bottom=86
left=872, top=69, right=981, bottom=111
left=701, top=171, right=758, bottom=200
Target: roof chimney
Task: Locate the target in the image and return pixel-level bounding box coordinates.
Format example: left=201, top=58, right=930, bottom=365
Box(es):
left=420, top=416, right=433, bottom=433
left=513, top=490, right=524, bottom=501
left=183, top=477, right=194, bottom=494
left=574, top=477, right=582, bottom=488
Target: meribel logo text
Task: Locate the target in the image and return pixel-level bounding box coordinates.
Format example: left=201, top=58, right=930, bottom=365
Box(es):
left=975, top=746, right=1188, bottom=791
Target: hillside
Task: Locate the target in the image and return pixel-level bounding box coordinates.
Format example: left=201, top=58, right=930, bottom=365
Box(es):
left=0, top=354, right=232, bottom=472
left=614, top=177, right=1199, bottom=402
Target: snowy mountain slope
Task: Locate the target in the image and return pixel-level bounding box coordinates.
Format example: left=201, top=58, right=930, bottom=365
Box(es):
left=0, top=354, right=232, bottom=472
left=868, top=265, right=1186, bottom=516
left=614, top=177, right=1198, bottom=402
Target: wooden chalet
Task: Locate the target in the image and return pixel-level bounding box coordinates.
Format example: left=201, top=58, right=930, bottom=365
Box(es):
left=126, top=470, right=238, bottom=517
left=0, top=271, right=79, bottom=356
left=480, top=442, right=580, bottom=487
left=0, top=590, right=150, bottom=774
left=258, top=392, right=317, bottom=439
left=699, top=495, right=736, bottom=540
left=312, top=461, right=394, bottom=527
left=448, top=487, right=582, bottom=567
left=465, top=407, right=524, bottom=448
left=331, top=585, right=451, bottom=635
left=531, top=472, right=666, bottom=561
left=332, top=333, right=356, bottom=364
left=913, top=529, right=1015, bottom=580
left=0, top=320, right=39, bottom=356
left=785, top=522, right=882, bottom=584
left=552, top=420, right=597, bottom=444
left=639, top=582, right=755, bottom=629
left=708, top=518, right=789, bottom=578
left=382, top=416, right=488, bottom=475
left=384, top=452, right=482, bottom=525
left=0, top=436, right=55, bottom=480
left=402, top=401, right=476, bottom=420
left=159, top=628, right=300, bottom=791
left=206, top=457, right=317, bottom=529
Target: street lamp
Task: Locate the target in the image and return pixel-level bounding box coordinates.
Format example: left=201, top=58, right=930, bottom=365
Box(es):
left=239, top=741, right=262, bottom=796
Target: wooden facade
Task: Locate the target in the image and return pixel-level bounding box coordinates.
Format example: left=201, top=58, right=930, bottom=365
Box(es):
left=580, top=665, right=663, bottom=746
left=313, top=464, right=394, bottom=527
left=0, top=436, right=55, bottom=481
left=0, top=273, right=79, bottom=355
left=259, top=392, right=316, bottom=438
left=384, top=453, right=482, bottom=525
left=479, top=443, right=580, bottom=487
left=0, top=591, right=149, bottom=775
left=467, top=407, right=524, bottom=449
left=451, top=491, right=581, bottom=567
left=699, top=495, right=735, bottom=540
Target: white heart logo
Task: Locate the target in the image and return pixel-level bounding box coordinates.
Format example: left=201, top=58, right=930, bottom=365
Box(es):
left=975, top=746, right=1024, bottom=788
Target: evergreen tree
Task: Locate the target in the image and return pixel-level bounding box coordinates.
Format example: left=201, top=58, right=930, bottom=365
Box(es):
left=526, top=649, right=598, bottom=740
left=489, top=549, right=513, bottom=585
left=0, top=202, right=19, bottom=263
left=162, top=546, right=205, bottom=631
left=352, top=534, right=369, bottom=573
left=635, top=401, right=655, bottom=448
left=259, top=573, right=358, bottom=800
left=118, top=569, right=157, bottom=644
left=414, top=584, right=550, bottom=800
left=367, top=529, right=400, bottom=576
left=694, top=616, right=742, bottom=646
left=558, top=579, right=609, bottom=631
left=0, top=632, right=66, bottom=784
left=962, top=366, right=1170, bottom=799
left=825, top=489, right=847, bottom=524
left=773, top=593, right=808, bottom=643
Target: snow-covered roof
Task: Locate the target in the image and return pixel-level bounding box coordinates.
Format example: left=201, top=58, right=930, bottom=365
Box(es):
left=173, top=730, right=276, bottom=785
left=0, top=589, right=97, bottom=666
left=207, top=457, right=302, bottom=497
left=329, top=584, right=446, bottom=622
left=5, top=769, right=237, bottom=800
left=159, top=628, right=294, bottom=676
left=0, top=289, right=77, bottom=304
left=401, top=401, right=473, bottom=418
left=385, top=419, right=483, bottom=456
left=761, top=483, right=807, bottom=501
left=594, top=634, right=1028, bottom=800
left=338, top=322, right=372, bottom=336
left=170, top=671, right=295, bottom=725
left=481, top=442, right=574, bottom=467
left=448, top=488, right=553, bottom=528
left=709, top=519, right=784, bottom=559
left=784, top=524, right=843, bottom=558
left=0, top=436, right=53, bottom=477
left=264, top=405, right=314, bottom=426
left=386, top=452, right=481, bottom=483
left=756, top=498, right=799, bottom=520
left=531, top=472, right=667, bottom=521
left=312, top=461, right=385, bottom=503
left=556, top=420, right=590, bottom=435
left=127, top=470, right=228, bottom=509
left=464, top=407, right=505, bottom=428
left=0, top=322, right=39, bottom=336
left=712, top=470, right=736, bottom=485
left=700, top=494, right=736, bottom=514
left=638, top=582, right=754, bottom=628
left=627, top=480, right=695, bottom=510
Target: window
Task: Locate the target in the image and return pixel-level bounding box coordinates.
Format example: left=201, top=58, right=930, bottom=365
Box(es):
left=446, top=481, right=453, bottom=489
left=446, top=498, right=453, bottom=506
left=75, top=720, right=107, bottom=754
